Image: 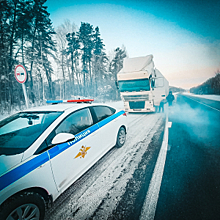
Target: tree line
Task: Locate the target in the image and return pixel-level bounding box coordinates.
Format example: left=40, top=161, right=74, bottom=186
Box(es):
left=0, top=0, right=127, bottom=113
left=169, top=86, right=186, bottom=93
left=190, top=70, right=220, bottom=95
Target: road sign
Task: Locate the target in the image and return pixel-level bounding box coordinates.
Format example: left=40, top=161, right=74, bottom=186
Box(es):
left=14, top=65, right=27, bottom=84
left=14, top=64, right=29, bottom=108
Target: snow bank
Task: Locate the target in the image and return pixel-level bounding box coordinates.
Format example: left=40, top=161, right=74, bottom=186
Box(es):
left=182, top=92, right=220, bottom=102
left=104, top=101, right=124, bottom=110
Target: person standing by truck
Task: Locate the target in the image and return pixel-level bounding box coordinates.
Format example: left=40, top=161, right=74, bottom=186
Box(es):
left=166, top=91, right=175, bottom=106
left=158, top=99, right=167, bottom=112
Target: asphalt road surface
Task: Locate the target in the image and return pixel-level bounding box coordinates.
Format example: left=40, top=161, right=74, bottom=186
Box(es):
left=155, top=94, right=220, bottom=220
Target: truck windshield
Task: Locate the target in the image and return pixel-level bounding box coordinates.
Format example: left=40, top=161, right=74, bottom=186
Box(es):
left=118, top=79, right=150, bottom=92
left=0, top=111, right=63, bottom=155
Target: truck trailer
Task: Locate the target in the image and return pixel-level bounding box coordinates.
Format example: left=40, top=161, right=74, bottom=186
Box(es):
left=117, top=55, right=169, bottom=113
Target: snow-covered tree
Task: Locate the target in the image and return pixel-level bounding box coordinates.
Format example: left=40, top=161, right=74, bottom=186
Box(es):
left=55, top=20, right=77, bottom=99
left=109, top=47, right=127, bottom=99
left=66, top=31, right=80, bottom=93
left=78, top=22, right=94, bottom=96
left=27, top=0, right=56, bottom=100
left=92, top=26, right=108, bottom=97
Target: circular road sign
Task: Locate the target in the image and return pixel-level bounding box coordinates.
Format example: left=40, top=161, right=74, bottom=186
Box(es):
left=15, top=65, right=27, bottom=84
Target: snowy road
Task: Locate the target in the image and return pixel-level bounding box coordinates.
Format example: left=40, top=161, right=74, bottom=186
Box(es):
left=44, top=112, right=166, bottom=220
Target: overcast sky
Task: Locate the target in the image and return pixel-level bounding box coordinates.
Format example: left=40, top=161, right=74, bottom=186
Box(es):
left=45, top=0, right=220, bottom=89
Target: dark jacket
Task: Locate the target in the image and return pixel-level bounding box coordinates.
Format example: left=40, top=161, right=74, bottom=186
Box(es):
left=166, top=93, right=174, bottom=105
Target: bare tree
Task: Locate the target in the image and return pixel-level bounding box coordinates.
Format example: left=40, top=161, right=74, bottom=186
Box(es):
left=55, top=20, right=77, bottom=99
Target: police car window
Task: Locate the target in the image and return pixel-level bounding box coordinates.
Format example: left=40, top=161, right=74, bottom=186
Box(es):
left=93, top=106, right=116, bottom=122
left=0, top=112, right=62, bottom=155
left=55, top=108, right=93, bottom=136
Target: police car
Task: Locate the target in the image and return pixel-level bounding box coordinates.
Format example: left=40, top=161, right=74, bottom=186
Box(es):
left=0, top=99, right=127, bottom=220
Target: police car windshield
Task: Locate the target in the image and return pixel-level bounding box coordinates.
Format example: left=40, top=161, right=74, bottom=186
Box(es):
left=0, top=111, right=62, bottom=155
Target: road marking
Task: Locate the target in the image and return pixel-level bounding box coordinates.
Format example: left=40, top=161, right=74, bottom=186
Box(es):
left=168, top=121, right=172, bottom=128
left=140, top=112, right=169, bottom=220
left=185, top=95, right=220, bottom=112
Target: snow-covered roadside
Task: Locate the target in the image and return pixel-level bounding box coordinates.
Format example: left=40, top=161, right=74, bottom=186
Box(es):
left=182, top=92, right=220, bottom=102
left=0, top=110, right=19, bottom=121
left=104, top=100, right=124, bottom=110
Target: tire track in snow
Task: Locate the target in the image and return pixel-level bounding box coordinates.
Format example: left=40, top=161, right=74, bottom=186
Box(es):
left=91, top=116, right=165, bottom=219
left=70, top=114, right=162, bottom=219
left=108, top=118, right=165, bottom=220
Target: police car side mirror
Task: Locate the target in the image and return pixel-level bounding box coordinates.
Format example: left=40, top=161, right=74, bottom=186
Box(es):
left=51, top=133, right=75, bottom=145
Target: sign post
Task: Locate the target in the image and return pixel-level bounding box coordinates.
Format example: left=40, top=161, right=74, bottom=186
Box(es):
left=14, top=65, right=29, bottom=109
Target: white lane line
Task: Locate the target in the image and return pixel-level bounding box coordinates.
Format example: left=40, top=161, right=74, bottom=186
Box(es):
left=140, top=113, right=170, bottom=220
left=168, top=121, right=172, bottom=128
left=185, top=95, right=220, bottom=112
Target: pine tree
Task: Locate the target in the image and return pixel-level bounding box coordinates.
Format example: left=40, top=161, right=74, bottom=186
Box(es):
left=92, top=26, right=108, bottom=97
left=2, top=0, right=28, bottom=108
left=27, top=0, right=56, bottom=100
left=0, top=0, right=35, bottom=110
left=0, top=0, right=11, bottom=109
left=109, top=47, right=127, bottom=99
left=78, top=22, right=94, bottom=96
left=66, top=31, right=80, bottom=94
left=16, top=0, right=32, bottom=66
left=211, top=71, right=220, bottom=94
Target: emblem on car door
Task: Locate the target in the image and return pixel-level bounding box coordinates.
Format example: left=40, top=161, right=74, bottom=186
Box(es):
left=75, top=146, right=91, bottom=159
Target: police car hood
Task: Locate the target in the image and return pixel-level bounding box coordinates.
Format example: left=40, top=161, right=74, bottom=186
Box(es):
left=0, top=154, right=23, bottom=176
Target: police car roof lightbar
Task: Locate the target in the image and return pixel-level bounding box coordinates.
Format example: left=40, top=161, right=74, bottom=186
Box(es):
left=46, top=99, right=94, bottom=104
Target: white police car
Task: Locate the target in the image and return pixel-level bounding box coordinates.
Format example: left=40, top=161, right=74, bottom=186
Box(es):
left=0, top=99, right=127, bottom=220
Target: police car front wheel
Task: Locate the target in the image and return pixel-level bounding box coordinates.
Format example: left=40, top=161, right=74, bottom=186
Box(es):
left=116, top=127, right=126, bottom=148
left=0, top=192, right=46, bottom=220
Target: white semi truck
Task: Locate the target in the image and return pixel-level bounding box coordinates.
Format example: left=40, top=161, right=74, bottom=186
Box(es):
left=117, top=55, right=169, bottom=113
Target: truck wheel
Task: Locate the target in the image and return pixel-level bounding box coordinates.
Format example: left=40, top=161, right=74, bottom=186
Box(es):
left=116, top=127, right=126, bottom=148
left=0, top=192, right=46, bottom=220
